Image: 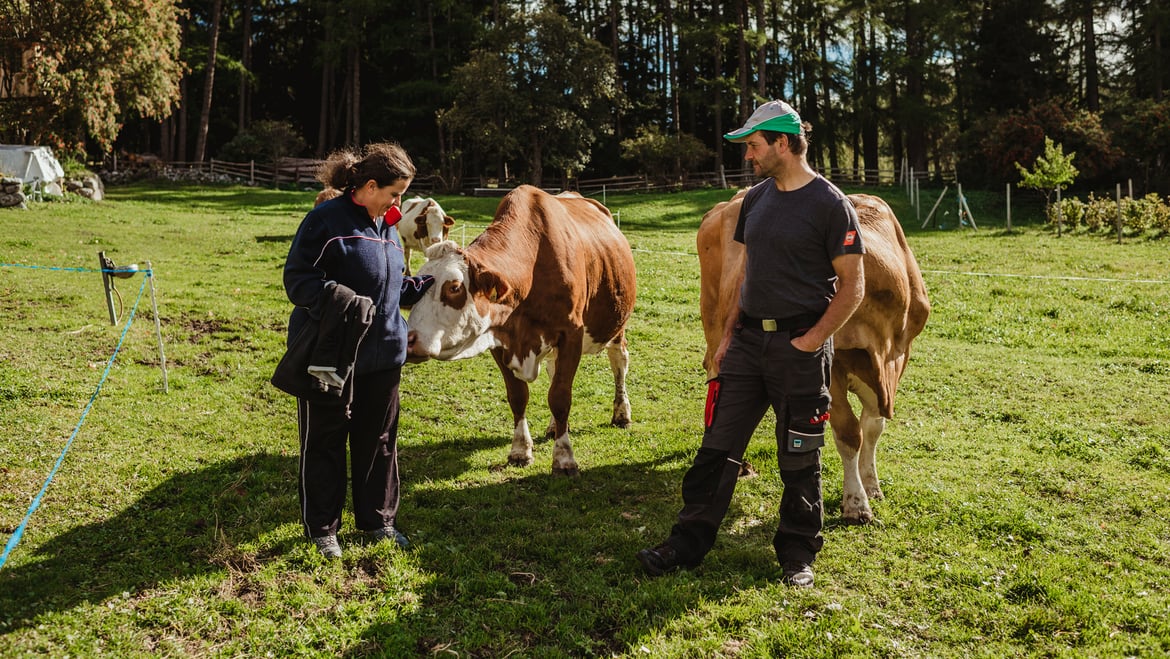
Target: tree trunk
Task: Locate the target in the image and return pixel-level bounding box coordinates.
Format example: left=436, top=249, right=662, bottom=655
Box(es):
left=663, top=0, right=679, bottom=134
left=610, top=0, right=622, bottom=138
left=736, top=0, right=750, bottom=123
left=713, top=3, right=725, bottom=175
left=903, top=2, right=927, bottom=175
left=861, top=17, right=878, bottom=184
left=238, top=0, right=252, bottom=132
left=819, top=19, right=838, bottom=175
left=755, top=0, right=766, bottom=97
left=178, top=73, right=189, bottom=162
left=350, top=45, right=361, bottom=145
left=194, top=0, right=222, bottom=162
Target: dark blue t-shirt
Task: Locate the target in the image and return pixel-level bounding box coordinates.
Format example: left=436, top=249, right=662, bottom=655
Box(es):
left=734, top=175, right=865, bottom=319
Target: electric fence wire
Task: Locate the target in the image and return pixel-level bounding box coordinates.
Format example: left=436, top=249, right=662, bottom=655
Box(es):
left=0, top=264, right=152, bottom=571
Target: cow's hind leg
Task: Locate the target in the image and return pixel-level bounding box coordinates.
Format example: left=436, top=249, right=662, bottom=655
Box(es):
left=859, top=405, right=886, bottom=502
left=830, top=365, right=875, bottom=524
left=492, top=348, right=534, bottom=468
left=606, top=333, right=632, bottom=428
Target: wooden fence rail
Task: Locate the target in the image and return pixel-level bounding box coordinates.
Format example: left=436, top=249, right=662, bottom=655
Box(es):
left=108, top=157, right=953, bottom=195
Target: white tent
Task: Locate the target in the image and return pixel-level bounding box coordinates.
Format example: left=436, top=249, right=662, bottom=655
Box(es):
left=0, top=145, right=66, bottom=182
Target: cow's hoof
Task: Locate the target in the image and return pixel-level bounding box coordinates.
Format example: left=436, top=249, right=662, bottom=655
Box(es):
left=508, top=455, right=534, bottom=468
left=841, top=509, right=875, bottom=525
left=551, top=466, right=580, bottom=477
left=610, top=417, right=632, bottom=429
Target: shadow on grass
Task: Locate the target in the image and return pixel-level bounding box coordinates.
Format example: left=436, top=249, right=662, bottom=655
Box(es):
left=354, top=435, right=829, bottom=656
left=0, top=452, right=299, bottom=633
left=0, top=437, right=844, bottom=654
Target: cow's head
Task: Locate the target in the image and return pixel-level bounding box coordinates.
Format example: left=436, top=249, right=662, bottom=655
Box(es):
left=406, top=240, right=510, bottom=362
left=402, top=197, right=455, bottom=247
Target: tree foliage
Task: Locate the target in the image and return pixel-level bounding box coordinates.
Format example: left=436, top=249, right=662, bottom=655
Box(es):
left=1016, top=136, right=1079, bottom=210
left=5, top=0, right=1166, bottom=194
left=620, top=126, right=713, bottom=180
left=440, top=9, right=622, bottom=187
left=0, top=0, right=183, bottom=154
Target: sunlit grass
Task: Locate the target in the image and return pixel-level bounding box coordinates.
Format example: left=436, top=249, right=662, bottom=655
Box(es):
left=1, top=182, right=1168, bottom=657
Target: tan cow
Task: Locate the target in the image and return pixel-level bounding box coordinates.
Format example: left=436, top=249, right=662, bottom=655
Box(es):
left=406, top=186, right=636, bottom=476
left=698, top=189, right=930, bottom=523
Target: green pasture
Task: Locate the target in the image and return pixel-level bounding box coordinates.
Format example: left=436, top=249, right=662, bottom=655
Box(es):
left=1, top=182, right=1168, bottom=657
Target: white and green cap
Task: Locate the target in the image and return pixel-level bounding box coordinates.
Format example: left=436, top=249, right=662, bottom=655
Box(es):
left=723, top=100, right=802, bottom=142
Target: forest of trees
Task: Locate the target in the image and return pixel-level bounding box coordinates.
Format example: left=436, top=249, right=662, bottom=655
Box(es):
left=1, top=0, right=1168, bottom=193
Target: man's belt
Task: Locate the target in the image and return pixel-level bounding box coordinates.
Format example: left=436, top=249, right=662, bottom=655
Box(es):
left=738, top=312, right=821, bottom=333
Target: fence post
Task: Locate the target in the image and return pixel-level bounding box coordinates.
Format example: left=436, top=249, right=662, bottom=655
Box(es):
left=1116, top=183, right=1123, bottom=244
left=250, top=160, right=255, bottom=186
left=923, top=185, right=948, bottom=229
left=1006, top=183, right=1012, bottom=232
left=1056, top=187, right=1062, bottom=237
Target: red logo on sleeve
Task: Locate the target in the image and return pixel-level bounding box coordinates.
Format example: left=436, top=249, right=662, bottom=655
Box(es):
left=843, top=230, right=856, bottom=246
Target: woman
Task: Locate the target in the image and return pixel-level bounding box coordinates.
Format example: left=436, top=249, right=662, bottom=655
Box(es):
left=282, top=142, right=434, bottom=558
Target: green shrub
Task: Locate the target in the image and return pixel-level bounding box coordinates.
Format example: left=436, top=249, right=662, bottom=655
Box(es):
left=217, top=119, right=307, bottom=164
left=1047, top=197, right=1084, bottom=227
left=1061, top=192, right=1170, bottom=236
left=1082, top=194, right=1114, bottom=232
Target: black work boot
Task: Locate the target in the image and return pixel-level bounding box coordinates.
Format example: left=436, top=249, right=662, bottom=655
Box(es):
left=636, top=542, right=695, bottom=576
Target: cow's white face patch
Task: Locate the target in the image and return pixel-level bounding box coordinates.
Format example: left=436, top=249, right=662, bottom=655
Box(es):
left=421, top=202, right=449, bottom=245
left=407, top=242, right=496, bottom=360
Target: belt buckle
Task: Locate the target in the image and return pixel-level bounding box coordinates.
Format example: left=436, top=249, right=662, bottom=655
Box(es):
left=762, top=318, right=778, bottom=332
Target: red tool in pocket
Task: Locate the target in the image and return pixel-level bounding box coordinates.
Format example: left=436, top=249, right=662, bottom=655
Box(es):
left=704, top=378, right=721, bottom=429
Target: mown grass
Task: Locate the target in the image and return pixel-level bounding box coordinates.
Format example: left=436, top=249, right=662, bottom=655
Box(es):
left=1, top=181, right=1168, bottom=657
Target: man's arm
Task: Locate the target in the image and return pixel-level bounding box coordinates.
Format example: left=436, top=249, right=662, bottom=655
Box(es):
left=791, top=253, right=864, bottom=352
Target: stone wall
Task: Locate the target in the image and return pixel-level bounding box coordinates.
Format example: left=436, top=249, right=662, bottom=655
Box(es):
left=0, top=177, right=26, bottom=209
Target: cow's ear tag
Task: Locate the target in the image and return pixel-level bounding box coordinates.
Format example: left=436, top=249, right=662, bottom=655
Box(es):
left=489, top=288, right=499, bottom=302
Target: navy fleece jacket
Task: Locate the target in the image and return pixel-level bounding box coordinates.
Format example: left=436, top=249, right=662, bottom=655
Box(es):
left=283, top=192, right=434, bottom=375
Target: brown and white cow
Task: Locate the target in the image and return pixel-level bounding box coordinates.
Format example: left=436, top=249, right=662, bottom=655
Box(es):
left=698, top=190, right=930, bottom=523
left=406, top=185, right=637, bottom=476
left=399, top=196, right=455, bottom=274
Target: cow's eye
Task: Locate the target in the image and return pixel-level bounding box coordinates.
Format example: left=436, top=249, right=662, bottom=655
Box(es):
left=448, top=282, right=462, bottom=294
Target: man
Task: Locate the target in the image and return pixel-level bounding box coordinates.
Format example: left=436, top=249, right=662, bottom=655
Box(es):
left=636, top=100, right=865, bottom=587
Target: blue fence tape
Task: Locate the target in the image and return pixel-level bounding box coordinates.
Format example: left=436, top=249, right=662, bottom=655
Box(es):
left=0, top=267, right=151, bottom=571
left=1, top=262, right=151, bottom=276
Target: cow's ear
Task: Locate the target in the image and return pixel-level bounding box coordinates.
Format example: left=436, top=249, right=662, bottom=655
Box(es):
left=471, top=266, right=510, bottom=303
left=442, top=213, right=454, bottom=228
left=425, top=240, right=461, bottom=260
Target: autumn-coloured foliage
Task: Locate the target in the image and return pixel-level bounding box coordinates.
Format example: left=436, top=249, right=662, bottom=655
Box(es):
left=960, top=101, right=1121, bottom=187
left=0, top=0, right=183, bottom=155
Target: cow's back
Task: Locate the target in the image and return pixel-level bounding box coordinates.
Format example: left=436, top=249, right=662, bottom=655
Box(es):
left=470, top=186, right=636, bottom=343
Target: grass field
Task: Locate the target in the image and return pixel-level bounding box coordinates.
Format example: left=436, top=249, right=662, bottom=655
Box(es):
left=1, top=182, right=1168, bottom=657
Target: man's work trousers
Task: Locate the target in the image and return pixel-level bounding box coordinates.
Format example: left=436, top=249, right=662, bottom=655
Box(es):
left=297, top=368, right=402, bottom=539
left=670, top=326, right=832, bottom=566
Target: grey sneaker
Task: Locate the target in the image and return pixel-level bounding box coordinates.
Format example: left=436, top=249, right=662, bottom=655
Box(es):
left=312, top=534, right=342, bottom=559
left=781, top=562, right=814, bottom=588
left=369, top=525, right=410, bottom=550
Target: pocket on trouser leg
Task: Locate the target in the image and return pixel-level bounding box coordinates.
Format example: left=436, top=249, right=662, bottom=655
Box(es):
left=785, top=395, right=830, bottom=454
left=681, top=447, right=730, bottom=505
